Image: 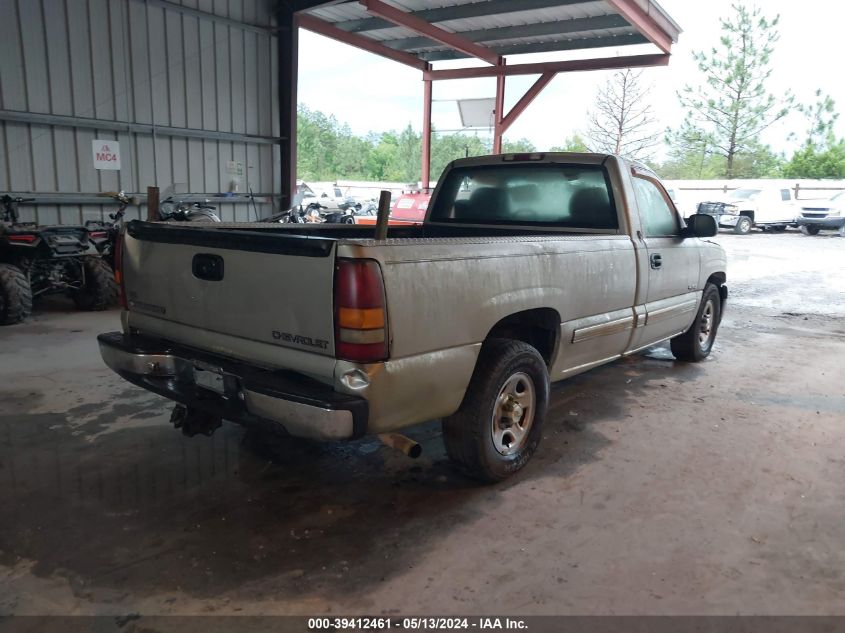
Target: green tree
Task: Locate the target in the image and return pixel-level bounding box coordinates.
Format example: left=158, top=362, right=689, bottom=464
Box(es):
left=657, top=149, right=724, bottom=180
left=297, top=105, right=340, bottom=180
left=781, top=143, right=845, bottom=179
left=799, top=90, right=839, bottom=149
left=730, top=142, right=783, bottom=178
left=395, top=124, right=421, bottom=182
left=657, top=139, right=781, bottom=179
left=365, top=132, right=398, bottom=181
left=670, top=4, right=793, bottom=178
left=502, top=138, right=536, bottom=153
left=296, top=106, right=537, bottom=183
left=430, top=132, right=488, bottom=179
left=781, top=91, right=845, bottom=178
left=551, top=133, right=590, bottom=153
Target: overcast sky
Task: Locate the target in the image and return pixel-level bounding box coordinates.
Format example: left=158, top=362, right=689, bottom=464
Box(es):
left=297, top=1, right=845, bottom=157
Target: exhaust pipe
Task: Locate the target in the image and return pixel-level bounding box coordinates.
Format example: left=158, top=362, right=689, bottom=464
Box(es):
left=378, top=433, right=422, bottom=459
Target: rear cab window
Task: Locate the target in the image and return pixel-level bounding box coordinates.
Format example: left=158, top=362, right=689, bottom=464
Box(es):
left=429, top=164, right=619, bottom=230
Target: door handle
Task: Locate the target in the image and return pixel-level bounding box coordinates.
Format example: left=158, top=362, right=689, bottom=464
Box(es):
left=650, top=253, right=662, bottom=269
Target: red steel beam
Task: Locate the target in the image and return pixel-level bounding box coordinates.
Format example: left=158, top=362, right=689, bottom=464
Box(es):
left=421, top=78, right=432, bottom=190
left=604, top=0, right=673, bottom=54
left=297, top=14, right=429, bottom=70
left=424, top=53, right=670, bottom=81
left=500, top=71, right=555, bottom=134
left=360, top=0, right=500, bottom=65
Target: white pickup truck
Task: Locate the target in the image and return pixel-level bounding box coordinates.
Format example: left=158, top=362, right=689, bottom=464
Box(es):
left=697, top=186, right=797, bottom=234
left=99, top=153, right=727, bottom=481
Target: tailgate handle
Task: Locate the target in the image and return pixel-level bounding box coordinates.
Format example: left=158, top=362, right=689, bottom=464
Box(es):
left=192, top=253, right=224, bottom=281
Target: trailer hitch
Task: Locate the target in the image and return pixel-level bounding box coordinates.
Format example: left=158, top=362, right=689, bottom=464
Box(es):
left=170, top=404, right=222, bottom=437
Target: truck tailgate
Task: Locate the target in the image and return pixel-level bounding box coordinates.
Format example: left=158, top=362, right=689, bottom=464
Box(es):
left=122, top=222, right=337, bottom=358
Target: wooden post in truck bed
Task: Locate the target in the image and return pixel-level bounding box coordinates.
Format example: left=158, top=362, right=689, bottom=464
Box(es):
left=375, top=190, right=391, bottom=240
left=146, top=186, right=159, bottom=221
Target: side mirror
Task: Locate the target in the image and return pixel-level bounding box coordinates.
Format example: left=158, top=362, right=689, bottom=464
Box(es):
left=684, top=213, right=717, bottom=238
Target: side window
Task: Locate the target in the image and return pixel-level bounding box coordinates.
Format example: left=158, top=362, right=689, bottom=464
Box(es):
left=633, top=177, right=679, bottom=237
left=780, top=189, right=791, bottom=201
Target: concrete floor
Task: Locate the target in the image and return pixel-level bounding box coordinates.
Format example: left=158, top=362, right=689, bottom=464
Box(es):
left=1, top=230, right=844, bottom=616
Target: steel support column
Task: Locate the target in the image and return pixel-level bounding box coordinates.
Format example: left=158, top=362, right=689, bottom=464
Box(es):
left=492, top=61, right=506, bottom=154
left=422, top=76, right=432, bottom=190
left=278, top=6, right=298, bottom=210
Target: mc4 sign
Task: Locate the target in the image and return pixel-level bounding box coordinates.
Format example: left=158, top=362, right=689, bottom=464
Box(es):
left=92, top=140, right=121, bottom=170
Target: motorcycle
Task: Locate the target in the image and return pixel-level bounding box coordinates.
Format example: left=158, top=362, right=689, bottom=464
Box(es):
left=159, top=183, right=222, bottom=223
left=323, top=199, right=378, bottom=224
left=338, top=196, right=362, bottom=213
left=272, top=201, right=325, bottom=224
left=0, top=194, right=117, bottom=325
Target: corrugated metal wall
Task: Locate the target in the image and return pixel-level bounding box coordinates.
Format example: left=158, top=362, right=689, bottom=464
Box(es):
left=0, top=0, right=280, bottom=224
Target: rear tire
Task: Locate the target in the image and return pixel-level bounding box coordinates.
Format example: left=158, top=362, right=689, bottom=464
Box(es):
left=670, top=283, right=721, bottom=362
left=800, top=225, right=821, bottom=236
left=0, top=263, right=33, bottom=325
left=71, top=257, right=118, bottom=310
left=442, top=339, right=549, bottom=482
left=733, top=216, right=752, bottom=234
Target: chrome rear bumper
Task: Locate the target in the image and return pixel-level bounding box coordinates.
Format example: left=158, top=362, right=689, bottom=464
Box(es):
left=98, top=332, right=367, bottom=441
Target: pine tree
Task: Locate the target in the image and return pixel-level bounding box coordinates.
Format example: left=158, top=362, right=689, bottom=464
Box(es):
left=672, top=3, right=793, bottom=178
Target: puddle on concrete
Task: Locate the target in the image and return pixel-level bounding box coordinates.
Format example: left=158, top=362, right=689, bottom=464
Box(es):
left=0, top=343, right=693, bottom=605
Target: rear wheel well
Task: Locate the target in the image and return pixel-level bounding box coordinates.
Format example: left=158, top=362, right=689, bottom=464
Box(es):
left=484, top=308, right=560, bottom=367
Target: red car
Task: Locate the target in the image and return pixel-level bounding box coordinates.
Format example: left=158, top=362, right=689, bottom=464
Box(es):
left=356, top=191, right=430, bottom=226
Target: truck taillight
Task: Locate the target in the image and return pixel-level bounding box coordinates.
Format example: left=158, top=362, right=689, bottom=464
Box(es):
left=334, top=258, right=388, bottom=362
left=8, top=234, right=37, bottom=243
left=114, top=233, right=127, bottom=309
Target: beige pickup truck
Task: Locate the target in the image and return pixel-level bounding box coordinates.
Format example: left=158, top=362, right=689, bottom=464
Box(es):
left=99, top=153, right=727, bottom=481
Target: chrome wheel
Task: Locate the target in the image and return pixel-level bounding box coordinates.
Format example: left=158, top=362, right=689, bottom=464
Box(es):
left=698, top=299, right=715, bottom=350
left=491, top=372, right=535, bottom=456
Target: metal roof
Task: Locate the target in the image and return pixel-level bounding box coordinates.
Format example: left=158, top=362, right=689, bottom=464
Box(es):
left=302, top=0, right=681, bottom=64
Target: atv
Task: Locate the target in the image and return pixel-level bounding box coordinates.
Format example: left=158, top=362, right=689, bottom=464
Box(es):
left=0, top=195, right=118, bottom=325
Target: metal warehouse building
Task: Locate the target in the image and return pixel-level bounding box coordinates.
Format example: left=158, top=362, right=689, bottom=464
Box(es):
left=1, top=0, right=679, bottom=226
left=0, top=0, right=281, bottom=224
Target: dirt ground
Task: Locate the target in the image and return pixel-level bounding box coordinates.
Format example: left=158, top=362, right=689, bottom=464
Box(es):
left=0, top=230, right=844, bottom=617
